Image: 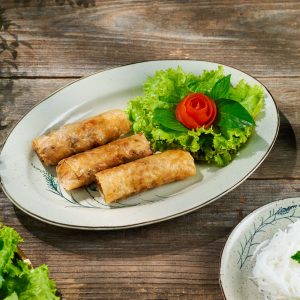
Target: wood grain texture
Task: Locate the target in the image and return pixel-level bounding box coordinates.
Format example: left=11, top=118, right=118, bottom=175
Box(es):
left=1, top=179, right=300, bottom=300
left=0, top=0, right=300, bottom=299
left=0, top=0, right=299, bottom=77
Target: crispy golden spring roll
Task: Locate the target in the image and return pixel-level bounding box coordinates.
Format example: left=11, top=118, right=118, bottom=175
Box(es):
left=32, top=109, right=131, bottom=166
left=56, top=134, right=152, bottom=190
left=95, top=150, right=196, bottom=203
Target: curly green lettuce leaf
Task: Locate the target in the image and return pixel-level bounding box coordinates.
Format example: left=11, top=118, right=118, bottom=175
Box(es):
left=0, top=260, right=29, bottom=299
left=4, top=292, right=18, bottom=300
left=1, top=262, right=59, bottom=300
left=144, top=67, right=193, bottom=103
left=187, top=66, right=225, bottom=94
left=16, top=265, right=59, bottom=300
left=227, top=79, right=264, bottom=118
left=0, top=226, right=23, bottom=288
left=206, top=127, right=253, bottom=166
left=144, top=66, right=226, bottom=103
left=0, top=226, right=59, bottom=300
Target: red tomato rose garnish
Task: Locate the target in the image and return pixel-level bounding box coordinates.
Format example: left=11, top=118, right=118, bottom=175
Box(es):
left=175, top=93, right=217, bottom=129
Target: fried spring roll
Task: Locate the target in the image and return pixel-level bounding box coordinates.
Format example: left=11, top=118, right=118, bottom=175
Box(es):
left=95, top=150, right=196, bottom=203
left=56, top=134, right=152, bottom=190
left=32, top=109, right=131, bottom=166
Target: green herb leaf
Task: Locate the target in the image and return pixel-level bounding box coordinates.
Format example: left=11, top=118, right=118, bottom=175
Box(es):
left=210, top=75, right=231, bottom=100
left=216, top=99, right=255, bottom=129
left=291, top=251, right=300, bottom=263
left=153, top=108, right=188, bottom=132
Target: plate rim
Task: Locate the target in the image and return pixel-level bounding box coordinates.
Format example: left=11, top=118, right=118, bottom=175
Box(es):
left=0, top=59, right=280, bottom=230
left=219, top=196, right=300, bottom=300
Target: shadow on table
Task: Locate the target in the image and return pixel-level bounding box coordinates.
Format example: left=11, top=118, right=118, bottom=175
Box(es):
left=14, top=204, right=230, bottom=259
left=252, top=110, right=298, bottom=178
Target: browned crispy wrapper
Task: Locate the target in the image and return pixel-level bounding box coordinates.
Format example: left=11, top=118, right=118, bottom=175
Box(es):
left=95, top=149, right=196, bottom=203
left=32, top=109, right=131, bottom=166
left=56, top=134, right=152, bottom=190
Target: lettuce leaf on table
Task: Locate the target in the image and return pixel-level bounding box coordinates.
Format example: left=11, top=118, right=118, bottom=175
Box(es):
left=0, top=226, right=59, bottom=300
left=127, top=66, right=264, bottom=166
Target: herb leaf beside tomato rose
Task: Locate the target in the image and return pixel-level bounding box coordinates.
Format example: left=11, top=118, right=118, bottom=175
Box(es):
left=126, top=66, right=264, bottom=166
left=210, top=74, right=231, bottom=100
left=153, top=108, right=188, bottom=132
left=215, top=99, right=255, bottom=130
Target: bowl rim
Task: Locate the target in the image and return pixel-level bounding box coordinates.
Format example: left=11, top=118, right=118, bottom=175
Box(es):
left=219, top=196, right=300, bottom=299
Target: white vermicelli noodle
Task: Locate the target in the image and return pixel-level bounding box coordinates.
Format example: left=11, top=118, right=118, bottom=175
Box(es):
left=252, top=220, right=300, bottom=300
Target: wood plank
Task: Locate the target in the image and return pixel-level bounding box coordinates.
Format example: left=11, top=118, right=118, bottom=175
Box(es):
left=1, top=77, right=299, bottom=179
left=0, top=0, right=299, bottom=77
left=1, top=179, right=300, bottom=299
left=0, top=1, right=298, bottom=299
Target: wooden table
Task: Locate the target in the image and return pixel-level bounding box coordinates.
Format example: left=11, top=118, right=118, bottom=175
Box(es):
left=0, top=1, right=299, bottom=299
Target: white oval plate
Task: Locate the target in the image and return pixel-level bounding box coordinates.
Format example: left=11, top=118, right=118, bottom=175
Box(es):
left=0, top=60, right=279, bottom=230
left=220, top=197, right=300, bottom=299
